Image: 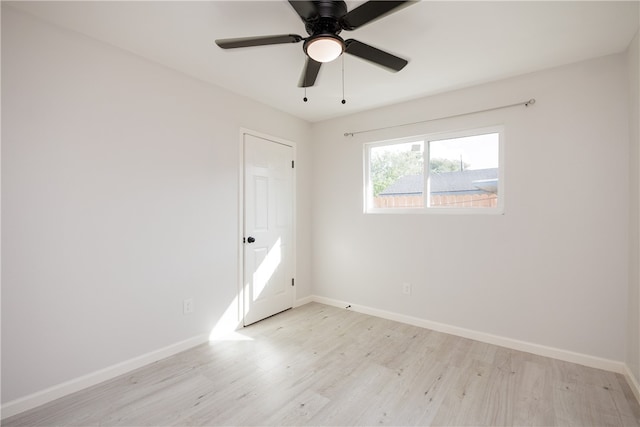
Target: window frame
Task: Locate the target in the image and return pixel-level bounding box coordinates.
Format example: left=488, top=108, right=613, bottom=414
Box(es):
left=364, top=126, right=505, bottom=215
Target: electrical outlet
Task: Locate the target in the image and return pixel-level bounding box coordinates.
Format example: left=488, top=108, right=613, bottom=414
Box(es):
left=402, top=283, right=412, bottom=295
left=183, top=298, right=194, bottom=314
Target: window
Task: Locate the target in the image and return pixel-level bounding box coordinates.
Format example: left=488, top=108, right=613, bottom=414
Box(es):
left=364, top=127, right=503, bottom=213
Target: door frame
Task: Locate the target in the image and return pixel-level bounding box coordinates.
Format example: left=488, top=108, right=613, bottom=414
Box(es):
left=238, top=128, right=297, bottom=327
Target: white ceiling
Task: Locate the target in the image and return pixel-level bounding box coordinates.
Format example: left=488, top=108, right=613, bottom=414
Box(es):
left=7, top=1, right=639, bottom=123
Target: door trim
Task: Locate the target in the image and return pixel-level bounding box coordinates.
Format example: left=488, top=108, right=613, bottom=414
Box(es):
left=238, top=128, right=297, bottom=327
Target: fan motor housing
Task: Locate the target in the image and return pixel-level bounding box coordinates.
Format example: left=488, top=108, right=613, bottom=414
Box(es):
left=312, top=0, right=347, bottom=18
left=304, top=1, right=347, bottom=36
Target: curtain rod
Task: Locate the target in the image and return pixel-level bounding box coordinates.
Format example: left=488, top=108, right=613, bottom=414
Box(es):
left=343, top=98, right=536, bottom=137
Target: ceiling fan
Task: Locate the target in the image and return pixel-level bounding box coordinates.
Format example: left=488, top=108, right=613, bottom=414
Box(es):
left=215, top=1, right=416, bottom=88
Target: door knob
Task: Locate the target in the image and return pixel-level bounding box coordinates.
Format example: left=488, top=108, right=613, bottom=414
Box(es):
left=247, top=236, right=255, bottom=243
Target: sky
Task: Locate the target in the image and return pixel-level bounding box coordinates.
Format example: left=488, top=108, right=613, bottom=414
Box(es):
left=429, top=133, right=499, bottom=170
left=372, top=132, right=500, bottom=170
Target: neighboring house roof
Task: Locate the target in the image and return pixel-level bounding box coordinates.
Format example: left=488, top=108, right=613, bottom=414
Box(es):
left=379, top=168, right=498, bottom=196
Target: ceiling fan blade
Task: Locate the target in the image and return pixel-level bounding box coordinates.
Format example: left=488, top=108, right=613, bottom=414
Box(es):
left=298, top=57, right=322, bottom=87
left=340, top=1, right=416, bottom=30
left=288, top=1, right=318, bottom=21
left=344, top=39, right=408, bottom=72
left=215, top=34, right=303, bottom=49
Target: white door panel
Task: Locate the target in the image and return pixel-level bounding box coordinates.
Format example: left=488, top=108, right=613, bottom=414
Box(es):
left=243, top=133, right=294, bottom=325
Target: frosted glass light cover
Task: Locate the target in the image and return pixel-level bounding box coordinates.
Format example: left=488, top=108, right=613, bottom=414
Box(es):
left=306, top=37, right=343, bottom=63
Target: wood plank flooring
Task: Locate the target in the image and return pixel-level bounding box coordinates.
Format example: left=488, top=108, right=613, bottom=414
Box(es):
left=4, top=302, right=640, bottom=426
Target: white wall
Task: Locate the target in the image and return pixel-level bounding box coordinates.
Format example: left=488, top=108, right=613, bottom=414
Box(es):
left=628, top=30, right=640, bottom=385
left=1, top=6, right=312, bottom=404
left=311, top=53, right=630, bottom=362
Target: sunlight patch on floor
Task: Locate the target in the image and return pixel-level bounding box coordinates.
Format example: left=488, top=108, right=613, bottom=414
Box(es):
left=209, top=295, right=252, bottom=342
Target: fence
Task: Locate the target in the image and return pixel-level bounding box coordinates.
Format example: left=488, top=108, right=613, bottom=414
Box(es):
left=374, top=193, right=497, bottom=208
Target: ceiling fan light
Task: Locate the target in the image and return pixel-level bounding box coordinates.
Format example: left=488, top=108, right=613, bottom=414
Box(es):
left=306, top=37, right=344, bottom=63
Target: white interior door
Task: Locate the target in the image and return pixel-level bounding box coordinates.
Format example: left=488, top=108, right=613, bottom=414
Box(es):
left=243, top=133, right=294, bottom=325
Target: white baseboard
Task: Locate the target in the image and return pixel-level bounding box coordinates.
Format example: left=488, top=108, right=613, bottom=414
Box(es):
left=1, top=334, right=209, bottom=420
left=624, top=365, right=640, bottom=404
left=294, top=295, right=314, bottom=307
left=311, top=295, right=628, bottom=375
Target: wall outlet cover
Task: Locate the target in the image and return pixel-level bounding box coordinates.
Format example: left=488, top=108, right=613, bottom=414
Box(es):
left=183, top=298, right=194, bottom=314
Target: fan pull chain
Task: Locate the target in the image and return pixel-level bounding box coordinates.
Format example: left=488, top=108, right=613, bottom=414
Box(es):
left=303, top=86, right=308, bottom=103
left=341, top=55, right=346, bottom=105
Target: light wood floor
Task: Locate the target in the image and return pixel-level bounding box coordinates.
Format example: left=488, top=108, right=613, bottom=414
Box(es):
left=4, top=302, right=640, bottom=426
